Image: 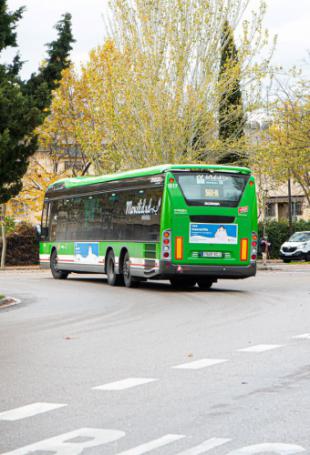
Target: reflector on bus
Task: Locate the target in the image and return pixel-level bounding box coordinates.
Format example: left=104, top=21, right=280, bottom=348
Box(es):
left=240, top=238, right=248, bottom=261
left=175, top=236, right=184, bottom=260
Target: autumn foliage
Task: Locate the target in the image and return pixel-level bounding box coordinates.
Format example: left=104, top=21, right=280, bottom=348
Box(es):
left=38, top=0, right=274, bottom=173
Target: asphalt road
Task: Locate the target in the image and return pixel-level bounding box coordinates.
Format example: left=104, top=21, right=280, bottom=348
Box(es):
left=0, top=267, right=310, bottom=454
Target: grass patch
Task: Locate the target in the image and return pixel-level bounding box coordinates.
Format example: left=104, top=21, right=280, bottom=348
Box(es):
left=290, top=261, right=310, bottom=265
left=0, top=294, right=5, bottom=300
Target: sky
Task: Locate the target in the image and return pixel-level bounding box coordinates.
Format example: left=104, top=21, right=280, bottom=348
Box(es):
left=2, top=0, right=310, bottom=80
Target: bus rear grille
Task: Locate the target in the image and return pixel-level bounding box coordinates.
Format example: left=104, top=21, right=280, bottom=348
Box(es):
left=190, top=215, right=235, bottom=223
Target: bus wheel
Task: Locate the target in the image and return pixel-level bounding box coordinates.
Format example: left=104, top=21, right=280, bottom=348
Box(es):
left=106, top=250, right=123, bottom=286
left=50, top=250, right=69, bottom=280
left=170, top=277, right=196, bottom=289
left=196, top=278, right=213, bottom=290
left=122, top=252, right=139, bottom=288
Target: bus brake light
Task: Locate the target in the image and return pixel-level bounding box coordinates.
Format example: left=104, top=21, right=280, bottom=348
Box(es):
left=162, top=229, right=171, bottom=259
left=250, top=232, right=258, bottom=262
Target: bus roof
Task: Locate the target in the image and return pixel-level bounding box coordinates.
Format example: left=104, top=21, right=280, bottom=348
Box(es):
left=47, top=164, right=252, bottom=191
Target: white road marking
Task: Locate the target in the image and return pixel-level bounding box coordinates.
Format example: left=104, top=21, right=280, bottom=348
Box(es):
left=173, top=358, right=227, bottom=370
left=292, top=333, right=310, bottom=340
left=175, top=437, right=231, bottom=454
left=226, top=443, right=305, bottom=454
left=0, top=402, right=67, bottom=421
left=116, top=434, right=185, bottom=455
left=237, top=344, right=283, bottom=353
left=2, top=427, right=125, bottom=455
left=93, top=377, right=157, bottom=391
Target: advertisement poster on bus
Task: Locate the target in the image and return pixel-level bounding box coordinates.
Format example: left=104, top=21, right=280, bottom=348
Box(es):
left=74, top=242, right=99, bottom=264
left=189, top=223, right=238, bottom=244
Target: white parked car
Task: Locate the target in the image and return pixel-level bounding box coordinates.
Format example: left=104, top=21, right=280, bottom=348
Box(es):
left=280, top=231, right=310, bottom=263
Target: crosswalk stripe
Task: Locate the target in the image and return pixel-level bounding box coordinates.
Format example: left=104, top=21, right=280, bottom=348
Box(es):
left=116, top=434, right=185, bottom=455
left=237, top=344, right=284, bottom=353
left=292, top=333, right=310, bottom=340
left=172, top=358, right=227, bottom=370
left=0, top=402, right=67, bottom=421
left=93, top=377, right=157, bottom=391
left=225, top=442, right=306, bottom=454
left=175, top=437, right=231, bottom=454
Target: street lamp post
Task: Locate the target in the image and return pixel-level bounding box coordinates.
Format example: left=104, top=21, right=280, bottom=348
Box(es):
left=288, top=176, right=293, bottom=234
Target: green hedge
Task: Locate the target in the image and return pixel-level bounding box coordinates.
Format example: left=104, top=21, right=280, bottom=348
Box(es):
left=0, top=223, right=39, bottom=266
left=258, top=220, right=310, bottom=258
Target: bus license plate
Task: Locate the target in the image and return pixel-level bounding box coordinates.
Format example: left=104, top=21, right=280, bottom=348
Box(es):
left=200, top=252, right=222, bottom=258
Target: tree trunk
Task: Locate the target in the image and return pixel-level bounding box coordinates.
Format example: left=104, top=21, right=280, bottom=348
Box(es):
left=82, top=162, right=91, bottom=176
left=0, top=204, right=7, bottom=270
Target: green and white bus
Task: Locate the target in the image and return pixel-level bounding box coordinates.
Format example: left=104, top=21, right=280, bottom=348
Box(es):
left=40, top=164, right=258, bottom=289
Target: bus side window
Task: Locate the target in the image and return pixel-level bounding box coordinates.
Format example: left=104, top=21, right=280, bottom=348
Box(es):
left=41, top=202, right=50, bottom=241
left=50, top=201, right=58, bottom=242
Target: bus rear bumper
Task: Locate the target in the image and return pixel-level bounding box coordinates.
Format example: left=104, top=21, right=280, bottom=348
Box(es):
left=159, top=261, right=256, bottom=279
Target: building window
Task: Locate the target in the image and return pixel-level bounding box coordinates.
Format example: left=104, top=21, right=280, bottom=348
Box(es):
left=265, top=203, right=276, bottom=218
left=64, top=161, right=84, bottom=171
left=292, top=201, right=303, bottom=217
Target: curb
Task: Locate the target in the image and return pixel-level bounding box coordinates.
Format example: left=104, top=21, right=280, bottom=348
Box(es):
left=257, top=264, right=310, bottom=271
left=0, top=296, right=21, bottom=309
left=2, top=265, right=40, bottom=270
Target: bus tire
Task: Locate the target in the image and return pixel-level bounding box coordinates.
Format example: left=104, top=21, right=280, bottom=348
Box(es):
left=122, top=251, right=139, bottom=288
left=170, top=277, right=196, bottom=289
left=106, top=250, right=123, bottom=286
left=196, top=278, right=213, bottom=290
left=50, top=250, right=69, bottom=280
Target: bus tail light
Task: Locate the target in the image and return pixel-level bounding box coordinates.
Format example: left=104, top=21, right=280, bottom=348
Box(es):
left=250, top=232, right=258, bottom=262
left=240, top=238, right=248, bottom=261
left=175, top=236, right=183, bottom=260
left=162, top=229, right=171, bottom=259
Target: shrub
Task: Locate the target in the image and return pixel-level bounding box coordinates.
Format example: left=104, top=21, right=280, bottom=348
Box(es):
left=0, top=222, right=39, bottom=266
left=258, top=220, right=310, bottom=258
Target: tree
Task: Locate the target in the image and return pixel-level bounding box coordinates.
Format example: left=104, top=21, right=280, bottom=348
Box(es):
left=270, top=94, right=309, bottom=205
left=0, top=0, right=37, bottom=205
left=0, top=1, right=74, bottom=268
left=7, top=158, right=69, bottom=224
left=37, top=67, right=90, bottom=177
left=218, top=20, right=245, bottom=164
left=0, top=204, right=15, bottom=268
left=105, top=0, right=272, bottom=169
left=24, top=13, right=75, bottom=113
left=249, top=79, right=310, bottom=211
left=44, top=1, right=273, bottom=174
left=38, top=40, right=130, bottom=174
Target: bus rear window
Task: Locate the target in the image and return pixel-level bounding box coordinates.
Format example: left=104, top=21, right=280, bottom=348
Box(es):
left=174, top=172, right=249, bottom=207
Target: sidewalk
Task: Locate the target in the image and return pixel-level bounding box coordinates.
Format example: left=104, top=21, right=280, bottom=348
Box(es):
left=257, top=260, right=310, bottom=271
left=0, top=265, right=41, bottom=273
